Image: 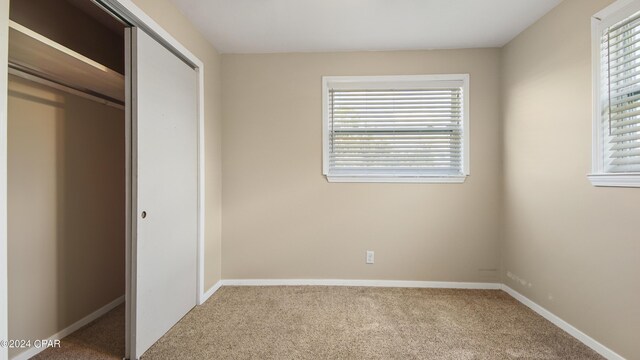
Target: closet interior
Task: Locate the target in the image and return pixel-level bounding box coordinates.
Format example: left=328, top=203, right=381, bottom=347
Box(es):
left=7, top=0, right=126, bottom=359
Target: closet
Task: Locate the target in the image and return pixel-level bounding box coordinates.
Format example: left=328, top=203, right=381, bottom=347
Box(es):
left=4, top=0, right=201, bottom=358
left=7, top=1, right=126, bottom=359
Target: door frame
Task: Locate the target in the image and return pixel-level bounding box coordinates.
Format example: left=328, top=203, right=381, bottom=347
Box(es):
left=0, top=1, right=207, bottom=359
left=0, top=0, right=9, bottom=359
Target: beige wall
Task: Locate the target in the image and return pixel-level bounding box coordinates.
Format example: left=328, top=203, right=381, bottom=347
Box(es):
left=501, top=0, right=640, bottom=358
left=221, top=50, right=502, bottom=281
left=7, top=76, right=125, bottom=358
left=131, top=0, right=223, bottom=290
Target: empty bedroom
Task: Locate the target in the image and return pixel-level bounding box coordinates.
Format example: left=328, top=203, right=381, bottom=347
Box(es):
left=0, top=0, right=638, bottom=359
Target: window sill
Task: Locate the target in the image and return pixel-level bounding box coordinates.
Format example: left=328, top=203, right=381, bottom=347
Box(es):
left=587, top=173, right=640, bottom=188
left=326, top=175, right=468, bottom=184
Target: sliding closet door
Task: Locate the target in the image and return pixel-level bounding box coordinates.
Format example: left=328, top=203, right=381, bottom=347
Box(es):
left=129, top=27, right=198, bottom=360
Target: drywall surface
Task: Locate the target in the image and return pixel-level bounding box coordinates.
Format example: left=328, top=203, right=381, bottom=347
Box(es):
left=501, top=0, right=639, bottom=357
left=131, top=0, right=223, bottom=290
left=221, top=49, right=502, bottom=281
left=7, top=76, right=125, bottom=358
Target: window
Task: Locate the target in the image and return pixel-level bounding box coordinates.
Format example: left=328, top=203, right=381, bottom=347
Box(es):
left=322, top=75, right=469, bottom=183
left=590, top=0, right=640, bottom=187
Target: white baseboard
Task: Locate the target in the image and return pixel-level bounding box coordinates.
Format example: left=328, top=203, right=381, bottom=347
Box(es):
left=221, top=279, right=502, bottom=289
left=11, top=295, right=125, bottom=360
left=501, top=285, right=624, bottom=360
left=200, top=280, right=223, bottom=304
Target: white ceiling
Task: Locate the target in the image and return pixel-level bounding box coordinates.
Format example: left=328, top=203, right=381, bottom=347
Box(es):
left=168, top=0, right=563, bottom=54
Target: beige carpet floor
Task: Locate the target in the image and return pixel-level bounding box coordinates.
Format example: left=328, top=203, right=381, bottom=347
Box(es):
left=36, top=286, right=603, bottom=360
left=33, top=302, right=125, bottom=360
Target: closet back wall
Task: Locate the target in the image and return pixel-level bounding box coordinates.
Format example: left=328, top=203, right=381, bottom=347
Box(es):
left=7, top=76, right=124, bottom=359
left=221, top=50, right=502, bottom=281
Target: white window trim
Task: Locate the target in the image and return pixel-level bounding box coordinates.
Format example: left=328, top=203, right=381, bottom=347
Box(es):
left=590, top=0, right=640, bottom=187
left=322, top=74, right=470, bottom=184
left=325, top=175, right=467, bottom=184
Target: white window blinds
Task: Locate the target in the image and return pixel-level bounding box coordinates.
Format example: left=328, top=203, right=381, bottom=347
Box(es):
left=601, top=9, right=640, bottom=173
left=323, top=75, right=469, bottom=182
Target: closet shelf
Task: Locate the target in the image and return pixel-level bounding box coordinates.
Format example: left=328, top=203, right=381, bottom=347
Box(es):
left=8, top=20, right=125, bottom=103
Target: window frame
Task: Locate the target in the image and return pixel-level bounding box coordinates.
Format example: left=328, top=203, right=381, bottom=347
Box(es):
left=590, top=0, right=640, bottom=187
left=322, top=74, right=470, bottom=183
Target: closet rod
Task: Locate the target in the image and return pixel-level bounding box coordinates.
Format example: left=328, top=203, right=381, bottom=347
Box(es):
left=8, top=63, right=125, bottom=110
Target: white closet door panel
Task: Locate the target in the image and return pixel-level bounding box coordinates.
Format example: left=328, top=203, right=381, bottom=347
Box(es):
left=131, top=27, right=197, bottom=359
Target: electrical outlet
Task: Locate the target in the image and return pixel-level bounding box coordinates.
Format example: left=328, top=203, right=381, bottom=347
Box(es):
left=366, top=250, right=374, bottom=264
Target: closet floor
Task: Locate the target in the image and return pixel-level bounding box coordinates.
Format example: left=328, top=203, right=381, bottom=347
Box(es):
left=33, top=303, right=124, bottom=360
